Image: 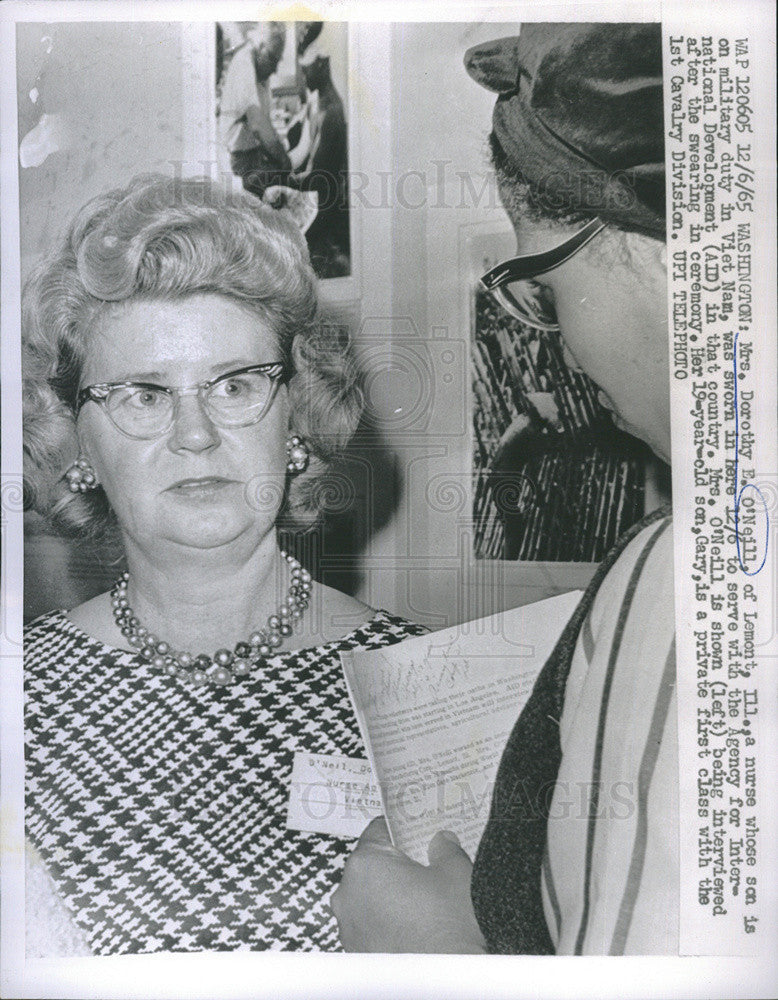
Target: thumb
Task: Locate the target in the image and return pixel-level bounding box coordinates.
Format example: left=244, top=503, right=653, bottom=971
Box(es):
left=357, top=815, right=393, bottom=848
left=427, top=829, right=472, bottom=868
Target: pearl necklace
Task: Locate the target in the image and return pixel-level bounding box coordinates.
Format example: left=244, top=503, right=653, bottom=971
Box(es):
left=110, top=550, right=311, bottom=686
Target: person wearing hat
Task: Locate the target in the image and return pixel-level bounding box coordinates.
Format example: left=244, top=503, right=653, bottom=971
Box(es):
left=331, top=23, right=677, bottom=955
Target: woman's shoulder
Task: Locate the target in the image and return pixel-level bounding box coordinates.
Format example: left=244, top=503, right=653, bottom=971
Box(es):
left=26, top=589, right=113, bottom=630
left=24, top=591, right=117, bottom=668
left=24, top=606, right=88, bottom=681
left=24, top=607, right=71, bottom=644
left=316, top=583, right=373, bottom=625
left=64, top=590, right=118, bottom=646
left=347, top=608, right=429, bottom=648
left=308, top=583, right=427, bottom=649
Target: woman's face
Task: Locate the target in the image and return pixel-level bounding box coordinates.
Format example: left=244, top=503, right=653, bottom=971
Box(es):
left=77, top=294, right=289, bottom=557
left=514, top=220, right=671, bottom=463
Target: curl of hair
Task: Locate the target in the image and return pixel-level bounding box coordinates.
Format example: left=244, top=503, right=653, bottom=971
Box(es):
left=22, top=173, right=363, bottom=538
left=489, top=131, right=591, bottom=230
left=488, top=132, right=663, bottom=270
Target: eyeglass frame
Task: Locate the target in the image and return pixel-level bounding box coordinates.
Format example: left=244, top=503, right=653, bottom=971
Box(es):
left=76, top=362, right=289, bottom=440
left=479, top=217, right=606, bottom=332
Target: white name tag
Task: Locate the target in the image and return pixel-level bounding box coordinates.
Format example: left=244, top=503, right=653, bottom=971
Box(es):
left=286, top=751, right=382, bottom=839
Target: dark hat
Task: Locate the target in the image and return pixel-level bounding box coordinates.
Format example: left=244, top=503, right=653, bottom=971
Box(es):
left=465, top=23, right=665, bottom=237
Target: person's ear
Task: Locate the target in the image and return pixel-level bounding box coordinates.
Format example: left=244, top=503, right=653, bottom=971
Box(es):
left=627, top=231, right=666, bottom=281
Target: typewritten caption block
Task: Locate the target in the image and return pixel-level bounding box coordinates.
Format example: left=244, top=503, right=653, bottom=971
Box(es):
left=666, top=27, right=775, bottom=955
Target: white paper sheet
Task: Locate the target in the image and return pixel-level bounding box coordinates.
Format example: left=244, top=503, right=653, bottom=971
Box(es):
left=341, top=590, right=582, bottom=862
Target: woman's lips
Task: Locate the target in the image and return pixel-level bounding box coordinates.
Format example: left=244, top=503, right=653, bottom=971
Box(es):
left=165, top=477, right=237, bottom=497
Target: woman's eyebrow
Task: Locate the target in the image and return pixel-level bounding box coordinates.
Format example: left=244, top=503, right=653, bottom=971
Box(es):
left=96, top=369, right=166, bottom=383
left=209, top=358, right=256, bottom=375
left=99, top=360, right=264, bottom=384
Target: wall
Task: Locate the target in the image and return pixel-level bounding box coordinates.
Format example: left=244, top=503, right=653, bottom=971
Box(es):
left=17, top=21, right=194, bottom=277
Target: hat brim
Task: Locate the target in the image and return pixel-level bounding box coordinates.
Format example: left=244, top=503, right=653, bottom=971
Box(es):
left=464, top=35, right=522, bottom=94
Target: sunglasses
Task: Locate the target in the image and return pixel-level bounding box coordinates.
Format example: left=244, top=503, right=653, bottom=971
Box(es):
left=480, top=218, right=605, bottom=332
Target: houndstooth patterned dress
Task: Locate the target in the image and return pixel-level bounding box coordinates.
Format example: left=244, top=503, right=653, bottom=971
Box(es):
left=25, top=608, right=426, bottom=955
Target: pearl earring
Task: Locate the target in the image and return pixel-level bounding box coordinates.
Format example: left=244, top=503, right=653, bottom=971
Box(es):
left=65, top=457, right=99, bottom=492
left=286, top=435, right=310, bottom=473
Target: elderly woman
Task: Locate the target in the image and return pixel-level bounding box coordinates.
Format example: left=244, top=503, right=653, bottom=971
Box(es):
left=23, top=174, right=424, bottom=955
left=332, top=23, right=677, bottom=955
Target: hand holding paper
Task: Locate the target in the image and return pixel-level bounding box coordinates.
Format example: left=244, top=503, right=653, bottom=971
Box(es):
left=330, top=817, right=486, bottom=954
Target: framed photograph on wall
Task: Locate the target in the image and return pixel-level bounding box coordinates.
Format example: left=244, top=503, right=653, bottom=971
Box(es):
left=215, top=20, right=352, bottom=281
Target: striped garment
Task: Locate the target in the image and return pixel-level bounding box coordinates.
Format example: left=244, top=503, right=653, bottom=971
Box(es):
left=471, top=509, right=676, bottom=954
left=542, top=513, right=677, bottom=953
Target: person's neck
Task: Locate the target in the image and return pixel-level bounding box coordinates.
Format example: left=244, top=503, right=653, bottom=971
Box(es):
left=120, top=531, right=290, bottom=655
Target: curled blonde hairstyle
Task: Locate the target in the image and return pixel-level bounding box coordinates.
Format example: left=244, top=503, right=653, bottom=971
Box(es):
left=23, top=174, right=362, bottom=538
